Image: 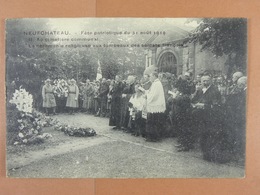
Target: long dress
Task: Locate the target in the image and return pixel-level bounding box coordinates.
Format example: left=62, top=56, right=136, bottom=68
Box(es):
left=66, top=85, right=79, bottom=108
left=42, top=84, right=56, bottom=108
left=173, top=93, right=193, bottom=149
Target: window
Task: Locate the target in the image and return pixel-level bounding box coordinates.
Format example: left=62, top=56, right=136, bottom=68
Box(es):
left=158, top=52, right=177, bottom=74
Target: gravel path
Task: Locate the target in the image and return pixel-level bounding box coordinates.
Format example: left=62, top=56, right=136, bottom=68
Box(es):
left=7, top=113, right=245, bottom=178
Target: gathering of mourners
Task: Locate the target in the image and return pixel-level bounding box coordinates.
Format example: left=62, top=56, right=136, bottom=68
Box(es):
left=41, top=69, right=247, bottom=163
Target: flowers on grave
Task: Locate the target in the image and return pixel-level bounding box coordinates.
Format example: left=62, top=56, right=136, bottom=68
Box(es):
left=54, top=123, right=96, bottom=137
left=9, top=87, right=33, bottom=113
left=9, top=88, right=53, bottom=145
left=13, top=111, right=51, bottom=144
left=38, top=114, right=59, bottom=127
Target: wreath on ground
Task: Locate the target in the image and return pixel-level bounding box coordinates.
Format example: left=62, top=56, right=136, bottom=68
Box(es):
left=54, top=124, right=96, bottom=137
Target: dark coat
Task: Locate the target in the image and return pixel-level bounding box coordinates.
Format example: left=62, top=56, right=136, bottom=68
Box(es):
left=192, top=85, right=233, bottom=163
left=173, top=94, right=193, bottom=141
left=109, top=81, right=124, bottom=127
left=99, top=82, right=109, bottom=98
left=225, top=88, right=247, bottom=156
left=121, top=83, right=135, bottom=128
left=225, top=88, right=246, bottom=126
left=192, top=85, right=221, bottom=111
left=122, top=83, right=135, bottom=97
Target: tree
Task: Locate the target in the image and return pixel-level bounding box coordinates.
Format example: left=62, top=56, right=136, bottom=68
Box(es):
left=188, top=18, right=247, bottom=76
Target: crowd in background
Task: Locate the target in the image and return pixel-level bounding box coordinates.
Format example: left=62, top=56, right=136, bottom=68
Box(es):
left=41, top=70, right=247, bottom=163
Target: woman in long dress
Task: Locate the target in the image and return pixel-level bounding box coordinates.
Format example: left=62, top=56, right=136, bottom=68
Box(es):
left=173, top=78, right=194, bottom=151
left=42, top=79, right=56, bottom=115
left=66, top=79, right=79, bottom=114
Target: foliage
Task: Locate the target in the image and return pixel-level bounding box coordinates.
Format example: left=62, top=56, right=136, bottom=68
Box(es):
left=188, top=18, right=247, bottom=76
left=6, top=103, right=21, bottom=144
left=6, top=19, right=147, bottom=109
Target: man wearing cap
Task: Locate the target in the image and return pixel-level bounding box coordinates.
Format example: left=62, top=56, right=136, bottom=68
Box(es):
left=66, top=79, right=79, bottom=114
left=42, top=79, right=56, bottom=115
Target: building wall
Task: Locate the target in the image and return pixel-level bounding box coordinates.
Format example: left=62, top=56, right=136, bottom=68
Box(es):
left=194, top=44, right=228, bottom=76
left=155, top=46, right=183, bottom=75
left=145, top=43, right=228, bottom=77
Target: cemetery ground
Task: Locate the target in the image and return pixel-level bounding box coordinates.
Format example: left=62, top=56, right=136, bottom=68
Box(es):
left=7, top=113, right=244, bottom=178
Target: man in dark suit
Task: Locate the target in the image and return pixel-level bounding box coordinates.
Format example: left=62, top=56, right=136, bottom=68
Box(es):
left=225, top=76, right=247, bottom=161
left=97, top=78, right=109, bottom=117
left=191, top=73, right=223, bottom=161
left=109, top=75, right=125, bottom=129
left=192, top=74, right=221, bottom=111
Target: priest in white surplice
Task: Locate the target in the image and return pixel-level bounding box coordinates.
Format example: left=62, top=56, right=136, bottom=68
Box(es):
left=145, top=72, right=166, bottom=142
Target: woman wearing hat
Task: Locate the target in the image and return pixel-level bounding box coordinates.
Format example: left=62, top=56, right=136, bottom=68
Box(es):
left=66, top=79, right=79, bottom=114
left=173, top=78, right=194, bottom=152
left=42, top=79, right=56, bottom=115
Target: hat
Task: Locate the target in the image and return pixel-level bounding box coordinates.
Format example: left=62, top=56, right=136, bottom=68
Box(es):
left=45, top=79, right=51, bottom=83
left=70, top=79, right=76, bottom=83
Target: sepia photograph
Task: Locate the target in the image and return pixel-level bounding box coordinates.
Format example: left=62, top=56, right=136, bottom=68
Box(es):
left=5, top=18, right=247, bottom=178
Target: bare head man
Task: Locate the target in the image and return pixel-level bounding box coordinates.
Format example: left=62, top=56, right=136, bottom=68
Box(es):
left=201, top=74, right=212, bottom=88
left=232, top=72, right=243, bottom=83
left=149, top=72, right=158, bottom=82
left=237, top=76, right=247, bottom=90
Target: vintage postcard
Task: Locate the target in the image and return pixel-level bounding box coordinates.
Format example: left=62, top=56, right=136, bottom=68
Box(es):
left=5, top=18, right=247, bottom=178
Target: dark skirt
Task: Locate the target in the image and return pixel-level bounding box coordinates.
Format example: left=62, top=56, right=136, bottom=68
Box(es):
left=176, top=112, right=194, bottom=149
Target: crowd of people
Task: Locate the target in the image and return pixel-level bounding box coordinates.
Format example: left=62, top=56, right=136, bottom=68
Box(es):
left=41, top=70, right=247, bottom=163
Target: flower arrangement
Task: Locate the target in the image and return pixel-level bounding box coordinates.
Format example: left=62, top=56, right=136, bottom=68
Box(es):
left=53, top=79, right=69, bottom=98
left=8, top=88, right=53, bottom=145
left=38, top=114, right=59, bottom=127
left=9, top=87, right=33, bottom=113
left=13, top=111, right=49, bottom=145
left=54, top=123, right=96, bottom=137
